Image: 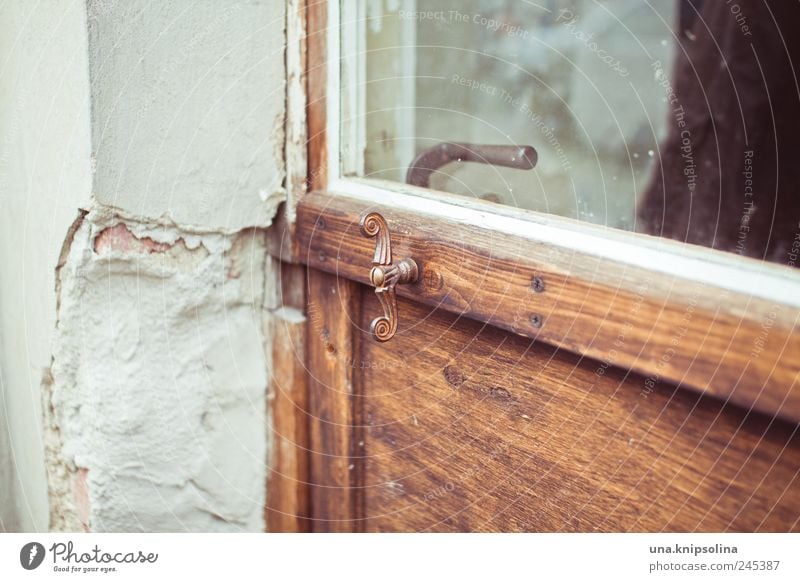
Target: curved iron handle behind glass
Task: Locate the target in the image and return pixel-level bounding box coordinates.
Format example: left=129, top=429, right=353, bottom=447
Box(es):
left=360, top=212, right=419, bottom=342
left=405, top=142, right=538, bottom=188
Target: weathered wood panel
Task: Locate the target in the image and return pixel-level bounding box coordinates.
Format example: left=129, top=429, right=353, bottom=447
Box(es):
left=306, top=269, right=363, bottom=531
left=306, top=0, right=328, bottom=194
left=297, top=191, right=800, bottom=423
left=266, top=263, right=310, bottom=532
left=360, top=295, right=800, bottom=532
left=266, top=309, right=310, bottom=531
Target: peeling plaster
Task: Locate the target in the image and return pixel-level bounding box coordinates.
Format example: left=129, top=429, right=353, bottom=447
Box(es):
left=48, top=209, right=273, bottom=531
left=1, top=0, right=287, bottom=532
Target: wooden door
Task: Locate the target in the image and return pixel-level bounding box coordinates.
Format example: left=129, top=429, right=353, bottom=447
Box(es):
left=290, top=192, right=800, bottom=533
left=264, top=0, right=800, bottom=533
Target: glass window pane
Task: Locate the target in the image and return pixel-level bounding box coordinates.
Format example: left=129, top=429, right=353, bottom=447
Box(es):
left=351, top=0, right=800, bottom=266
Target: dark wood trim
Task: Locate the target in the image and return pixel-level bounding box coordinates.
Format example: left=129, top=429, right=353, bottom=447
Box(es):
left=266, top=262, right=310, bottom=532
left=296, top=191, right=800, bottom=423
left=306, top=268, right=364, bottom=531
left=306, top=0, right=328, bottom=194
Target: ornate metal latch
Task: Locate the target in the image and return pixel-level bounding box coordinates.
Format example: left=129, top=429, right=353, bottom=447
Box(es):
left=360, top=212, right=419, bottom=342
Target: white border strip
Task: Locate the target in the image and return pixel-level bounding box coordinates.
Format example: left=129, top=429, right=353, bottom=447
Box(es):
left=3, top=533, right=798, bottom=581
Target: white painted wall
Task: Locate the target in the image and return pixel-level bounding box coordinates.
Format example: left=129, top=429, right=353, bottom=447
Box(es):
left=1, top=0, right=286, bottom=532
left=0, top=0, right=93, bottom=532
left=50, top=215, right=272, bottom=531
left=87, top=0, right=286, bottom=231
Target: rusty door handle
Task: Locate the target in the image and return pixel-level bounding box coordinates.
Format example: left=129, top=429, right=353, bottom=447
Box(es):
left=405, top=142, right=538, bottom=188
left=360, top=212, right=419, bottom=342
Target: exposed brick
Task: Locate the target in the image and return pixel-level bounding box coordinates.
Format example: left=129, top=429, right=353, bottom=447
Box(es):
left=73, top=468, right=90, bottom=532
left=94, top=223, right=171, bottom=255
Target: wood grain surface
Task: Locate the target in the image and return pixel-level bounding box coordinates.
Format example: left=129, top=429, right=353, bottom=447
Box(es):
left=297, top=191, right=800, bottom=423
left=291, top=0, right=800, bottom=533
left=266, top=309, right=310, bottom=532
left=306, top=0, right=328, bottom=194
left=266, top=263, right=310, bottom=532
left=306, top=269, right=363, bottom=531
left=358, top=294, right=800, bottom=532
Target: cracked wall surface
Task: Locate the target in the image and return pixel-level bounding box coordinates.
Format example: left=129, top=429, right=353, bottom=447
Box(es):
left=49, top=212, right=272, bottom=531
left=1, top=0, right=287, bottom=532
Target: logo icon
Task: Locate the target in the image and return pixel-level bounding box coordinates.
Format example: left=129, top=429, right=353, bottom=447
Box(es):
left=20, top=542, right=45, bottom=570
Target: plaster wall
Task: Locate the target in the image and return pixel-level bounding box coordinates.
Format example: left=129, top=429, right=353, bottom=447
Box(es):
left=0, top=0, right=286, bottom=532
left=0, top=0, right=94, bottom=532
left=87, top=0, right=286, bottom=230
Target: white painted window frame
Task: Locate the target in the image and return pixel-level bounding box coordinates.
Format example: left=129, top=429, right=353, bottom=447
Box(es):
left=337, top=0, right=417, bottom=179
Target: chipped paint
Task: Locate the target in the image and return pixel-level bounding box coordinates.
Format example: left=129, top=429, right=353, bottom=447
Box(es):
left=49, top=211, right=273, bottom=531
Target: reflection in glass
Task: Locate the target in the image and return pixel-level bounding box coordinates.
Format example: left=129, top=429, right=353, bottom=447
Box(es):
left=354, top=0, right=800, bottom=265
